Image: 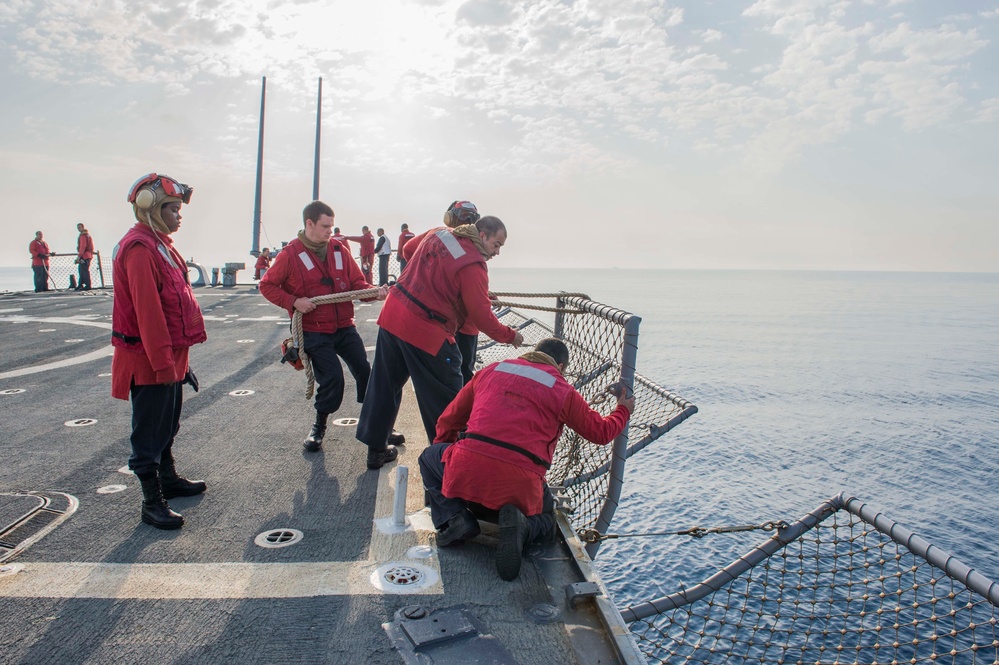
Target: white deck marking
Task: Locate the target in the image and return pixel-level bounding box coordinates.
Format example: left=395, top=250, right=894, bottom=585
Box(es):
left=0, top=464, right=440, bottom=599
left=0, top=317, right=113, bottom=379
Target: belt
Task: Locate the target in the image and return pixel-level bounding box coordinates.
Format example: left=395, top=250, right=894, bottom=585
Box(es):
left=458, top=431, right=551, bottom=469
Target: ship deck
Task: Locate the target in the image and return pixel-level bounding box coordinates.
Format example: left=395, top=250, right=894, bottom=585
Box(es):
left=0, top=286, right=639, bottom=664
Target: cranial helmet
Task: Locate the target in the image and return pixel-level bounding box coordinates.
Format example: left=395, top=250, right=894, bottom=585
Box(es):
left=127, top=173, right=193, bottom=231
left=443, top=200, right=479, bottom=228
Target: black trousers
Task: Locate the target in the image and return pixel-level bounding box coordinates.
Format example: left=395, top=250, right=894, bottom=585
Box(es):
left=456, top=331, right=478, bottom=384
left=77, top=258, right=92, bottom=289
left=356, top=328, right=462, bottom=448
left=303, top=327, right=370, bottom=415
left=128, top=381, right=183, bottom=476
left=418, top=442, right=555, bottom=543
left=378, top=254, right=390, bottom=286
left=32, top=265, right=49, bottom=292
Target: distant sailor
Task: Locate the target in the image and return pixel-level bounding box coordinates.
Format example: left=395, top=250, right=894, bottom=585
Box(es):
left=374, top=227, right=391, bottom=286
left=418, top=337, right=634, bottom=581
left=259, top=201, right=389, bottom=454
left=254, top=247, right=271, bottom=281
left=74, top=222, right=95, bottom=290
left=345, top=225, right=375, bottom=284
left=111, top=173, right=207, bottom=530
left=356, top=214, right=523, bottom=466
left=29, top=230, right=52, bottom=292
left=397, top=223, right=415, bottom=272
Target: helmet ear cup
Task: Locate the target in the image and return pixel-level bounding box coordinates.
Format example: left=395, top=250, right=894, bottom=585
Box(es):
left=443, top=210, right=453, bottom=227
left=134, top=188, right=157, bottom=210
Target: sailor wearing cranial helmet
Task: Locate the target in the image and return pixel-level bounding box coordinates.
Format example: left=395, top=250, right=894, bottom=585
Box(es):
left=110, top=173, right=207, bottom=531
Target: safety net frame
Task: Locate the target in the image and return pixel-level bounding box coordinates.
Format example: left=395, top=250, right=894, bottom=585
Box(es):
left=621, top=492, right=999, bottom=664
left=478, top=293, right=697, bottom=558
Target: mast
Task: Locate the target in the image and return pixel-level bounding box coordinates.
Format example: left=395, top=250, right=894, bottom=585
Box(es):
left=313, top=77, right=322, bottom=201
left=251, top=76, right=266, bottom=257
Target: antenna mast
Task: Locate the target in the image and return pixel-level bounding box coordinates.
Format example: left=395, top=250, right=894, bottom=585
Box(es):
left=251, top=76, right=266, bottom=257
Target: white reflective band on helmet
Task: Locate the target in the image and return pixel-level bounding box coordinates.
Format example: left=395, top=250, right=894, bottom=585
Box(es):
left=495, top=361, right=556, bottom=388
left=435, top=229, right=466, bottom=260
left=334, top=250, right=343, bottom=271
left=298, top=252, right=315, bottom=271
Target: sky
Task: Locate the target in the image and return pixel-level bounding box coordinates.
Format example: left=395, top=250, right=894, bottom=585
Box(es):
left=1, top=0, right=997, bottom=272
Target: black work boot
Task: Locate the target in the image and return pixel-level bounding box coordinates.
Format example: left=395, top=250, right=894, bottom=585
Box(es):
left=387, top=430, right=405, bottom=445
left=366, top=445, right=398, bottom=470
left=436, top=510, right=481, bottom=547
left=158, top=451, right=207, bottom=500
left=304, top=412, right=330, bottom=452
left=139, top=475, right=184, bottom=530
left=496, top=504, right=529, bottom=581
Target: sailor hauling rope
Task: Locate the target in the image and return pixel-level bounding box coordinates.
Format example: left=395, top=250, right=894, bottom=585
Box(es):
left=259, top=201, right=391, bottom=460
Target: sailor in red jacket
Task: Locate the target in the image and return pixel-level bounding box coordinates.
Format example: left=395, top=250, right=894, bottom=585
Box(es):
left=345, top=226, right=375, bottom=284
left=75, top=222, right=95, bottom=290
left=418, top=337, right=634, bottom=580
left=112, top=173, right=207, bottom=530
left=402, top=201, right=484, bottom=384
left=356, top=215, right=524, bottom=467
left=260, top=201, right=389, bottom=455
left=29, top=231, right=52, bottom=292
left=397, top=223, right=415, bottom=272
left=253, top=247, right=271, bottom=280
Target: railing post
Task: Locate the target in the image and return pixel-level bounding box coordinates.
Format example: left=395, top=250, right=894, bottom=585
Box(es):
left=586, top=313, right=641, bottom=559
left=95, top=250, right=106, bottom=288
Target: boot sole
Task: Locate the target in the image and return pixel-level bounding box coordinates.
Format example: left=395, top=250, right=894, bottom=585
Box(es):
left=496, top=505, right=526, bottom=581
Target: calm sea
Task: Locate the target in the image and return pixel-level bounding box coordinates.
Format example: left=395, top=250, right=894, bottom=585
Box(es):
left=488, top=268, right=999, bottom=607
left=3, top=266, right=997, bottom=605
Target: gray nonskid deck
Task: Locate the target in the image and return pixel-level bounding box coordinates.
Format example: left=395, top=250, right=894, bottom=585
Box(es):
left=0, top=287, right=626, bottom=665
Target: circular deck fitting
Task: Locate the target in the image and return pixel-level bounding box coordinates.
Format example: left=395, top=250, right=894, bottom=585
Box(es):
left=118, top=466, right=133, bottom=475
left=39, top=328, right=56, bottom=332
left=96, top=485, right=127, bottom=494
left=98, top=373, right=111, bottom=377
left=254, top=529, right=304, bottom=549
left=332, top=418, right=358, bottom=427
left=406, top=545, right=435, bottom=560
left=236, top=339, right=255, bottom=344
left=65, top=418, right=97, bottom=427
left=400, top=605, right=429, bottom=620
left=0, top=389, right=26, bottom=396
left=526, top=603, right=562, bottom=625
left=65, top=339, right=84, bottom=343
left=229, top=389, right=255, bottom=397
left=369, top=562, right=438, bottom=593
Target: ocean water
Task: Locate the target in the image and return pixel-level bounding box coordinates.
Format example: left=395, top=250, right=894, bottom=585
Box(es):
left=488, top=268, right=999, bottom=608
left=3, top=265, right=996, bottom=607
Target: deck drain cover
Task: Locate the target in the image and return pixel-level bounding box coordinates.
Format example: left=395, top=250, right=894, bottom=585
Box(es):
left=65, top=418, right=97, bottom=427
left=332, top=418, right=358, bottom=427
left=97, top=485, right=127, bottom=494
left=254, top=529, right=303, bottom=548
left=0, top=389, right=26, bottom=396
left=118, top=466, right=133, bottom=475
left=370, top=562, right=438, bottom=593
left=229, top=389, right=255, bottom=396
left=526, top=603, right=562, bottom=624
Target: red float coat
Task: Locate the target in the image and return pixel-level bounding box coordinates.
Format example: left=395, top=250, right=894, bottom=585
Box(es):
left=253, top=254, right=271, bottom=279
left=29, top=239, right=50, bottom=267
left=259, top=238, right=372, bottom=333
left=436, top=357, right=631, bottom=515
left=397, top=230, right=415, bottom=257
left=400, top=228, right=479, bottom=336
left=379, top=229, right=515, bottom=355
left=110, top=224, right=206, bottom=400
left=345, top=231, right=374, bottom=263
left=77, top=232, right=94, bottom=260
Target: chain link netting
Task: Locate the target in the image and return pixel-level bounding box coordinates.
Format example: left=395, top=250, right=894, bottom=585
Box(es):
left=40, top=252, right=112, bottom=289
left=625, top=496, right=999, bottom=664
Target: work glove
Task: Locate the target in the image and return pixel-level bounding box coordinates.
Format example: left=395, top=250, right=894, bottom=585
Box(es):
left=183, top=368, right=199, bottom=392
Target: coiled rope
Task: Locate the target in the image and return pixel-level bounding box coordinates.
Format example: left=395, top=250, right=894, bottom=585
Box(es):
left=291, top=288, right=382, bottom=400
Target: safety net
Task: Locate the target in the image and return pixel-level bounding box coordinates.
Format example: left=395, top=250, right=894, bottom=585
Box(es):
left=621, top=493, right=999, bottom=664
